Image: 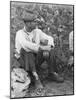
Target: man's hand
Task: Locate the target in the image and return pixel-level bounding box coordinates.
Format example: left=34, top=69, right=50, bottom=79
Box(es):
left=43, top=51, right=49, bottom=58
left=32, top=72, right=39, bottom=80
left=40, top=45, right=51, bottom=51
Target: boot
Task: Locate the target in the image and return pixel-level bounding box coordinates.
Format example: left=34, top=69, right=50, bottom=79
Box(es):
left=35, top=79, right=43, bottom=89
left=48, top=72, right=64, bottom=83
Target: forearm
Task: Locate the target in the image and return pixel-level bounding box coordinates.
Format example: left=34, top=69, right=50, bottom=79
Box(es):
left=21, top=40, right=40, bottom=52
left=39, top=45, right=51, bottom=51
left=23, top=41, right=51, bottom=52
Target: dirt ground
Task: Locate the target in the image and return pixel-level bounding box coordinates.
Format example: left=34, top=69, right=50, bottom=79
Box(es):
left=25, top=77, right=74, bottom=97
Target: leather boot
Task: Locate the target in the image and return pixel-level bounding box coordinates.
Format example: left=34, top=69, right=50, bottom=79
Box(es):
left=48, top=72, right=64, bottom=83
left=35, top=79, right=43, bottom=89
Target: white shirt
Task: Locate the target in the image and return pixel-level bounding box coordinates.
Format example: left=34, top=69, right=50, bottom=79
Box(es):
left=15, top=28, right=54, bottom=58
left=33, top=28, right=54, bottom=46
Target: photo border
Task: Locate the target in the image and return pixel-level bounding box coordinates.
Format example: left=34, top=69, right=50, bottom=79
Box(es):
left=10, top=1, right=74, bottom=99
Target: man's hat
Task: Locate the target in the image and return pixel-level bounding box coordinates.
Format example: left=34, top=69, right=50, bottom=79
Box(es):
left=23, top=17, right=35, bottom=23
left=22, top=10, right=37, bottom=23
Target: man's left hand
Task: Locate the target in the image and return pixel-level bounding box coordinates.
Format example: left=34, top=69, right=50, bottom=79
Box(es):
left=43, top=51, right=49, bottom=58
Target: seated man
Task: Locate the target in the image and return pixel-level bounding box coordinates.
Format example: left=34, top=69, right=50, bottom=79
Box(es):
left=14, top=19, right=53, bottom=89
left=15, top=18, right=64, bottom=92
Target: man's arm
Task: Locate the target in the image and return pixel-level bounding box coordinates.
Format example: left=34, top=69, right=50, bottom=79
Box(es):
left=19, top=30, right=52, bottom=52
left=40, top=31, right=54, bottom=47
left=20, top=34, right=40, bottom=52
left=20, top=38, right=51, bottom=52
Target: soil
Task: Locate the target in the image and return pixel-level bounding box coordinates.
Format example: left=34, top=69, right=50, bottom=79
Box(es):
left=25, top=77, right=74, bottom=97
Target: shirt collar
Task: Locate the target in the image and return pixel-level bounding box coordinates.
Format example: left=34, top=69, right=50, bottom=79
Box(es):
left=23, top=27, right=30, bottom=35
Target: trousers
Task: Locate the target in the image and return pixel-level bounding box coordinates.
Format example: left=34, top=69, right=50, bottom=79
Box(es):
left=36, top=49, right=58, bottom=73
left=18, top=48, right=58, bottom=73
left=18, top=49, right=36, bottom=72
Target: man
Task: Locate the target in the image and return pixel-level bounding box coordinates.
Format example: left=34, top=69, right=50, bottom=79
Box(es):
left=15, top=18, right=64, bottom=86
left=14, top=19, right=53, bottom=89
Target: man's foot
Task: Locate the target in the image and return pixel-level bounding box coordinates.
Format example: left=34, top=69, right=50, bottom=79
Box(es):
left=35, top=79, right=43, bottom=89
left=48, top=72, right=64, bottom=83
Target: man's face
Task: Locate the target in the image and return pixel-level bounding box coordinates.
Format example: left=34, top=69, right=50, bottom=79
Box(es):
left=24, top=22, right=31, bottom=32
left=25, top=22, right=36, bottom=32
left=25, top=22, right=30, bottom=28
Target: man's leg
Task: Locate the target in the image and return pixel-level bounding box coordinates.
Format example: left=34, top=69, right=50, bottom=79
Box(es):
left=23, top=51, right=44, bottom=89
left=35, top=50, right=46, bottom=88
left=35, top=50, right=45, bottom=70
left=46, top=49, right=58, bottom=73
left=46, top=49, right=64, bottom=82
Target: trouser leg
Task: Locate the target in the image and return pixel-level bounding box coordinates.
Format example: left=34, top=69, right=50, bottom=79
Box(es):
left=46, top=49, right=64, bottom=82
left=35, top=49, right=58, bottom=73
left=24, top=52, right=36, bottom=72
left=35, top=50, right=45, bottom=70
left=20, top=49, right=36, bottom=72
left=27, top=51, right=44, bottom=89
left=46, top=49, right=58, bottom=73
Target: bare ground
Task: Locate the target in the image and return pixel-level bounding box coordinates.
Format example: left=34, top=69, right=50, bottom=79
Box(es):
left=25, top=78, right=74, bottom=97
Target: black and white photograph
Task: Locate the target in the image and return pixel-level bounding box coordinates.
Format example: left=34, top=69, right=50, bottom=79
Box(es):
left=10, top=1, right=74, bottom=99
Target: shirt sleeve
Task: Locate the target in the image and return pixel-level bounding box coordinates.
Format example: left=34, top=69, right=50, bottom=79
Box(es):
left=33, top=30, right=40, bottom=45
left=48, top=36, right=54, bottom=47
left=19, top=32, right=40, bottom=52
left=40, top=31, right=54, bottom=47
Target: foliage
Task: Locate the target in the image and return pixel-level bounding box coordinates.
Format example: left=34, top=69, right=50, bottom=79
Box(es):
left=10, top=2, right=74, bottom=77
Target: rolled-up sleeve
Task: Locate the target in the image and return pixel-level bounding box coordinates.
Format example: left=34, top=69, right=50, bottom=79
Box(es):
left=48, top=37, right=54, bottom=47
left=40, top=31, right=54, bottom=47
left=19, top=33, right=40, bottom=52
